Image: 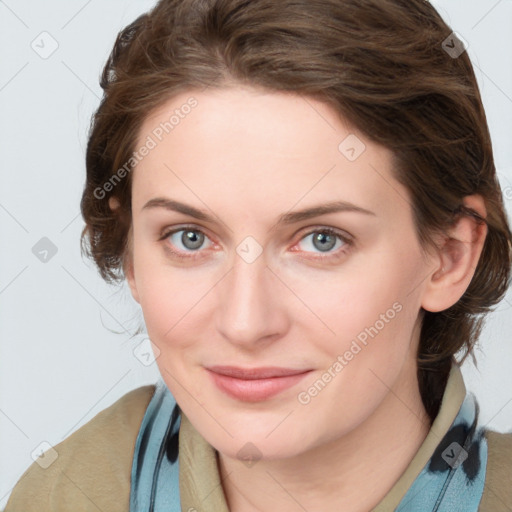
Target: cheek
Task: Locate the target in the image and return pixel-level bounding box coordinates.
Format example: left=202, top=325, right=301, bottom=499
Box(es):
left=307, top=258, right=422, bottom=371
left=135, top=260, right=217, bottom=350
left=283, top=260, right=408, bottom=344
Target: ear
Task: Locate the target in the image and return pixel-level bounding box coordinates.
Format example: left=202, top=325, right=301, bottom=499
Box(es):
left=420, top=194, right=488, bottom=313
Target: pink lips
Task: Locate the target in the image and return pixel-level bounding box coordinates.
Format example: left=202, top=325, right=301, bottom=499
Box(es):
left=206, top=365, right=312, bottom=402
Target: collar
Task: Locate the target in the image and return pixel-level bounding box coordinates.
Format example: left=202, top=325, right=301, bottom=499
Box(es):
left=374, top=362, right=467, bottom=510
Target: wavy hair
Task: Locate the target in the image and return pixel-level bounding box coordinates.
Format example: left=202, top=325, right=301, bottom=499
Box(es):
left=80, top=0, right=512, bottom=423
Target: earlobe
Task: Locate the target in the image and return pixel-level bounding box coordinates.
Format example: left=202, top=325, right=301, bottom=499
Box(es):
left=420, top=194, right=487, bottom=313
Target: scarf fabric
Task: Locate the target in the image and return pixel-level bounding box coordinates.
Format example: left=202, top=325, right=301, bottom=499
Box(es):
left=130, top=380, right=488, bottom=512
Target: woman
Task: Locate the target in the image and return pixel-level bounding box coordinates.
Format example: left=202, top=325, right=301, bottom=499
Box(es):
left=5, top=0, right=512, bottom=510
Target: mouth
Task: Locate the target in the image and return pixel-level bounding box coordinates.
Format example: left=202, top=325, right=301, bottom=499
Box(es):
left=205, top=365, right=313, bottom=402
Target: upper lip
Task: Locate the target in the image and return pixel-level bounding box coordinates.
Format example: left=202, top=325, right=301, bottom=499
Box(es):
left=206, top=366, right=312, bottom=380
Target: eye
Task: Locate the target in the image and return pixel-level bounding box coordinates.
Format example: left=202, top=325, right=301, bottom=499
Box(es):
left=158, top=225, right=353, bottom=262
left=158, top=226, right=214, bottom=260
left=293, top=227, right=352, bottom=261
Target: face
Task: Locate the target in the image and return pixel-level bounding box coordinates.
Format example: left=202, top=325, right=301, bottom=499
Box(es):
left=125, top=85, right=434, bottom=461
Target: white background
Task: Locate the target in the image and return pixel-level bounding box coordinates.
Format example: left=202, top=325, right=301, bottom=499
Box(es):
left=1, top=0, right=511, bottom=507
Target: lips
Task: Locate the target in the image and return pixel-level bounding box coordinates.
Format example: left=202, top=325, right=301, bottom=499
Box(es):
left=207, top=365, right=310, bottom=379
left=206, top=365, right=313, bottom=402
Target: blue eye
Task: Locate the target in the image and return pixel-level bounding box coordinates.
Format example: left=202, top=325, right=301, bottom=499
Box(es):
left=293, top=227, right=352, bottom=261
left=159, top=226, right=353, bottom=261
left=160, top=227, right=213, bottom=259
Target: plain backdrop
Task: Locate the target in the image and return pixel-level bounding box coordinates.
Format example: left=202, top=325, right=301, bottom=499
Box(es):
left=1, top=0, right=511, bottom=507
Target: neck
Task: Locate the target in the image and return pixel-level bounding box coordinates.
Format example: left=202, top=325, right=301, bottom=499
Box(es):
left=217, top=357, right=431, bottom=512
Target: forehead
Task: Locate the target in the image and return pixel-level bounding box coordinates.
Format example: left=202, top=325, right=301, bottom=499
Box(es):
left=131, top=86, right=409, bottom=221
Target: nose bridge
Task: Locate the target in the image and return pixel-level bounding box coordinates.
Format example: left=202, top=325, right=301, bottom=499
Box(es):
left=227, top=246, right=270, bottom=315
left=217, top=243, right=280, bottom=343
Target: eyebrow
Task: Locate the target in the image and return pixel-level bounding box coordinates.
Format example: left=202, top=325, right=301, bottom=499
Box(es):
left=141, top=197, right=376, bottom=226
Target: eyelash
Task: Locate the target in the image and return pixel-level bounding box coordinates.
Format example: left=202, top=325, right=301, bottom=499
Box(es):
left=157, top=225, right=353, bottom=262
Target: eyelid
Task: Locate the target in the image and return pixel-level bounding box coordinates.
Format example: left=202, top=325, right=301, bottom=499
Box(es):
left=158, top=224, right=216, bottom=241
left=298, top=225, right=353, bottom=243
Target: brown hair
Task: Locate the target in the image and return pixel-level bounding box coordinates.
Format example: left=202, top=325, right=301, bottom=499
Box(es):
left=80, top=0, right=512, bottom=423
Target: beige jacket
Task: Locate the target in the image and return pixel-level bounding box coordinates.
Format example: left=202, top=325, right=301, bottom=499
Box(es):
left=4, top=364, right=512, bottom=511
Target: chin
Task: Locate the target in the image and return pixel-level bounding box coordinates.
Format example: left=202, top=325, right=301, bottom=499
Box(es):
left=216, top=435, right=307, bottom=463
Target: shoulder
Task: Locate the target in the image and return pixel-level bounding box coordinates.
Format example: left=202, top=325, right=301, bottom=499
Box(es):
left=479, top=429, right=512, bottom=511
left=4, top=385, right=156, bottom=512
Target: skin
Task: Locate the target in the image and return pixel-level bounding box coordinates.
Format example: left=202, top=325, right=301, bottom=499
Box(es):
left=118, top=85, right=487, bottom=511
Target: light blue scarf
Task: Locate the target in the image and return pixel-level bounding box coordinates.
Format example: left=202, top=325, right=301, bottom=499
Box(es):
left=130, top=380, right=488, bottom=511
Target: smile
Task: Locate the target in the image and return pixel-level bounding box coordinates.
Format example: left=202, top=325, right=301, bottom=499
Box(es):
left=205, top=366, right=313, bottom=402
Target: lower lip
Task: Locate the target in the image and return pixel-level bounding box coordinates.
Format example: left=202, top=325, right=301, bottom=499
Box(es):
left=206, top=369, right=312, bottom=402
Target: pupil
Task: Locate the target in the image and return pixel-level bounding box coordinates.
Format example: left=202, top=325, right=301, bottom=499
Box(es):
left=184, top=230, right=203, bottom=249
left=315, top=232, right=335, bottom=252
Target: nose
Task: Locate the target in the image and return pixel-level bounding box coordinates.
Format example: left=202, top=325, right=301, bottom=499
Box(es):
left=216, top=249, right=288, bottom=349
